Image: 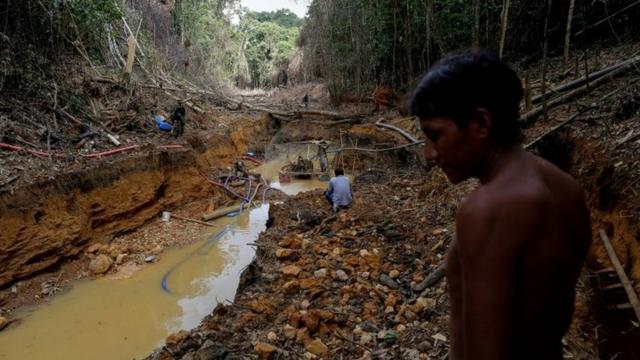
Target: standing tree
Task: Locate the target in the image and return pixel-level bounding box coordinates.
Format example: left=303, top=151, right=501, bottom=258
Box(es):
left=473, top=0, right=481, bottom=48
left=542, top=0, right=553, bottom=121
left=564, top=0, right=577, bottom=71
left=498, top=0, right=511, bottom=58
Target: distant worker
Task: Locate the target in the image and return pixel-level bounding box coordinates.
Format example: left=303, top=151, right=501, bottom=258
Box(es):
left=234, top=160, right=248, bottom=178
left=317, top=141, right=329, bottom=172
left=294, top=155, right=307, bottom=172
left=411, top=50, right=590, bottom=360
left=324, top=168, right=352, bottom=212
left=170, top=102, right=186, bottom=137
left=302, top=93, right=309, bottom=109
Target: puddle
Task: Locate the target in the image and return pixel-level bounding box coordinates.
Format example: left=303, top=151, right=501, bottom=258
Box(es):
left=0, top=160, right=327, bottom=360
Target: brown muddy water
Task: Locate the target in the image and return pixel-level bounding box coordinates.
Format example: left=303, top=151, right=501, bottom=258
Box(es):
left=0, top=159, right=328, bottom=360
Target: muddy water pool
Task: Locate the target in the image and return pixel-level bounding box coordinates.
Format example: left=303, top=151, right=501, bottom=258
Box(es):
left=0, top=160, right=327, bottom=360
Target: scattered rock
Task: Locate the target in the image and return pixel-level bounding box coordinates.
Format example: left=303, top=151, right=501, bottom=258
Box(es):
left=267, top=331, right=278, bottom=341
left=360, top=332, right=374, bottom=346
left=402, top=349, right=421, bottom=360
left=283, top=324, right=297, bottom=339
left=144, top=255, right=157, bottom=263
left=254, top=342, right=277, bottom=359
left=335, top=269, right=348, bottom=281
left=275, top=248, right=294, bottom=259
left=359, top=272, right=370, bottom=280
left=417, top=340, right=433, bottom=352
left=115, top=253, right=128, bottom=265
left=195, top=340, right=227, bottom=360
left=431, top=228, right=448, bottom=236
left=302, top=310, right=321, bottom=333
left=300, top=299, right=311, bottom=309
left=282, top=280, right=300, bottom=294
left=85, top=243, right=104, bottom=254
left=281, top=265, right=302, bottom=277
left=389, top=269, right=400, bottom=279
left=165, top=330, right=189, bottom=346
left=360, top=321, right=379, bottom=333
left=359, top=249, right=370, bottom=257
left=305, top=338, right=328, bottom=357
left=151, top=245, right=163, bottom=255
left=384, top=306, right=394, bottom=314
left=313, top=268, right=327, bottom=278
left=0, top=316, right=8, bottom=331
left=379, top=273, right=399, bottom=289
left=89, top=254, right=112, bottom=275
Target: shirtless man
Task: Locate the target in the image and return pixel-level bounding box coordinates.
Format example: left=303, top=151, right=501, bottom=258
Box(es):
left=410, top=51, right=591, bottom=359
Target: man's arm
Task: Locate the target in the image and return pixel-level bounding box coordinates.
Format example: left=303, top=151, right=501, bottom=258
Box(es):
left=456, top=192, right=544, bottom=359
left=326, top=180, right=334, bottom=196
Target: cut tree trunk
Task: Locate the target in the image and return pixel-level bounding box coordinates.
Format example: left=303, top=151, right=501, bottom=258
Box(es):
left=498, top=0, right=511, bottom=58
left=563, top=0, right=577, bottom=70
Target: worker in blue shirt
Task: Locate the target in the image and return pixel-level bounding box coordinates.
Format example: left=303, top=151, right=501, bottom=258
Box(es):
left=324, top=168, right=352, bottom=212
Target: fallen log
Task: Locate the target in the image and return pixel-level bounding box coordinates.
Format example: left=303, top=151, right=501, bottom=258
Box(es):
left=224, top=96, right=366, bottom=120
left=203, top=204, right=243, bottom=221
left=328, top=141, right=425, bottom=153
left=599, top=230, right=640, bottom=322
left=532, top=54, right=640, bottom=104
left=375, top=119, right=419, bottom=143
left=522, top=56, right=640, bottom=123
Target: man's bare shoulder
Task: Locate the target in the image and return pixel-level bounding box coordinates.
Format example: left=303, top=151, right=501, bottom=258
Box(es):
left=458, top=181, right=552, bottom=224
left=531, top=153, right=585, bottom=202
left=456, top=164, right=555, bottom=253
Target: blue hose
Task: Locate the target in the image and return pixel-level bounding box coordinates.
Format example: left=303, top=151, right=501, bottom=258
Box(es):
left=160, top=227, right=232, bottom=294
left=161, top=179, right=273, bottom=294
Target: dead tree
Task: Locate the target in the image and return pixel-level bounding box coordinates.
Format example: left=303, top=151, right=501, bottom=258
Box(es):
left=473, top=0, right=481, bottom=48
left=541, top=0, right=553, bottom=121
left=564, top=0, right=577, bottom=70
left=498, top=0, right=511, bottom=58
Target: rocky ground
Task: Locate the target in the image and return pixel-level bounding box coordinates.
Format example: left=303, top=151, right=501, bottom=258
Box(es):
left=147, top=164, right=597, bottom=360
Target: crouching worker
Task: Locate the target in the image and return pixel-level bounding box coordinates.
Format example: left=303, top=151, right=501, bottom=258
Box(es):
left=324, top=168, right=352, bottom=212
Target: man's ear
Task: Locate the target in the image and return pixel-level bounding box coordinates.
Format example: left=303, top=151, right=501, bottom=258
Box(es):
left=470, top=108, right=492, bottom=139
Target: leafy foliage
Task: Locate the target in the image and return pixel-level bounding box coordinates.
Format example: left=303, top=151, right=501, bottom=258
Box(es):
left=301, top=0, right=640, bottom=98
left=251, top=9, right=304, bottom=28
left=240, top=14, right=299, bottom=88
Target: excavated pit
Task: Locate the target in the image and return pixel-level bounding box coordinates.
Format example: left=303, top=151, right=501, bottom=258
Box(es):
left=0, top=154, right=329, bottom=360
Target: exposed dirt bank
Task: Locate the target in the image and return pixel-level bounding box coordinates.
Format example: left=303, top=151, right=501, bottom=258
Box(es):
left=0, top=118, right=264, bottom=289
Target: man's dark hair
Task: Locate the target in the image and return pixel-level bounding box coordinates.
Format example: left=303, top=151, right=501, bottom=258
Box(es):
left=411, top=50, right=524, bottom=144
left=335, top=168, right=344, bottom=176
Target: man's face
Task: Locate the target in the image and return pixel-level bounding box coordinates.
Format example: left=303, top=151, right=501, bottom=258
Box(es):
left=419, top=116, right=486, bottom=183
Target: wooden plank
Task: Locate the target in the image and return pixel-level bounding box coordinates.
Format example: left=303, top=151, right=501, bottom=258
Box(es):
left=599, top=230, right=640, bottom=321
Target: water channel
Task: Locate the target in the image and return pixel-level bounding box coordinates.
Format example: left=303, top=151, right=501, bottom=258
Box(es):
left=0, top=160, right=327, bottom=360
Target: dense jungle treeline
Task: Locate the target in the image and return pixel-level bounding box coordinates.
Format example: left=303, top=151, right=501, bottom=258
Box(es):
left=2, top=0, right=640, bottom=101
left=300, top=0, right=640, bottom=99
left=0, top=0, right=301, bottom=98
